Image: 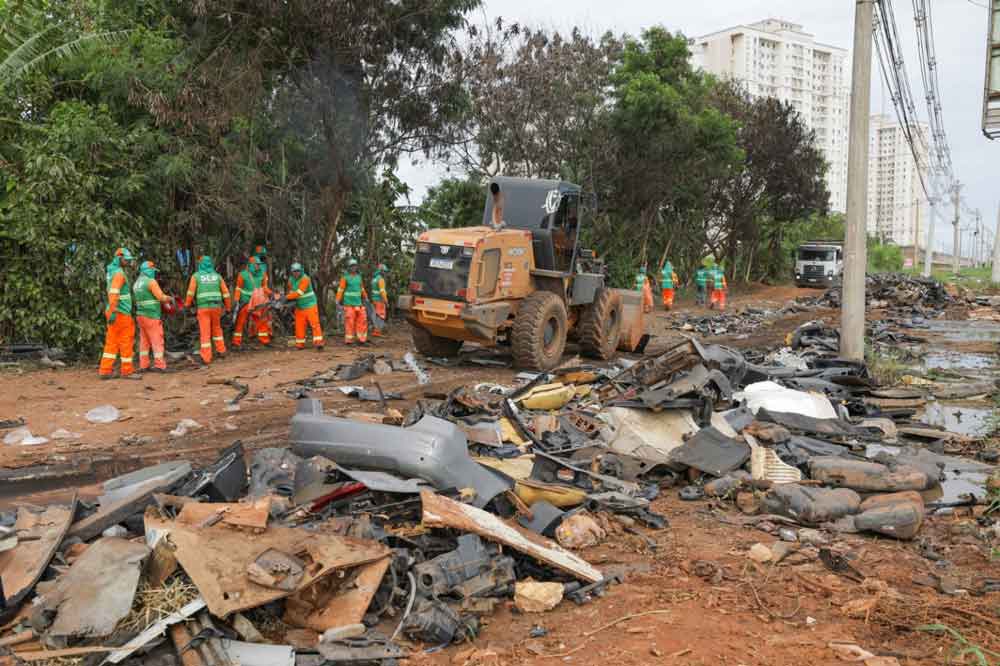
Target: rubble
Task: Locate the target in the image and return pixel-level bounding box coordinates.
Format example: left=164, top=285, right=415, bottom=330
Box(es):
left=2, top=290, right=998, bottom=663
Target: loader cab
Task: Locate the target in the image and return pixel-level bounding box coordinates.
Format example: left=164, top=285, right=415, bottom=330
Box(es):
left=482, top=177, right=584, bottom=275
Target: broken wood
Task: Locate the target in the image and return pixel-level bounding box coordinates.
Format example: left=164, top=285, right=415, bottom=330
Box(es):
left=145, top=512, right=390, bottom=617
left=420, top=490, right=602, bottom=583
left=0, top=493, right=77, bottom=616
left=284, top=556, right=391, bottom=631
left=177, top=498, right=271, bottom=530
left=13, top=646, right=115, bottom=660
left=68, top=480, right=165, bottom=542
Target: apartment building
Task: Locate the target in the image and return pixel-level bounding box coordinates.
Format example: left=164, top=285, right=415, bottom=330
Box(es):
left=866, top=114, right=929, bottom=248
left=690, top=19, right=850, bottom=212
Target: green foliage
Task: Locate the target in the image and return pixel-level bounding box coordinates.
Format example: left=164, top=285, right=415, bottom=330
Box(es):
left=419, top=177, right=484, bottom=229
left=773, top=212, right=846, bottom=280
left=917, top=624, right=1000, bottom=665
left=867, top=237, right=904, bottom=273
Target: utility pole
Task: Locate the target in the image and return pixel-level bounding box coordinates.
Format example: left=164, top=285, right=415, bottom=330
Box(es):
left=977, top=211, right=984, bottom=266
left=992, top=203, right=1000, bottom=283
left=841, top=0, right=874, bottom=362
left=922, top=197, right=936, bottom=277
left=952, top=182, right=963, bottom=274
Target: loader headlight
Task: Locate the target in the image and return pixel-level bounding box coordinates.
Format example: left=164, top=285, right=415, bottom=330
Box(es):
left=417, top=242, right=431, bottom=253
left=462, top=246, right=475, bottom=257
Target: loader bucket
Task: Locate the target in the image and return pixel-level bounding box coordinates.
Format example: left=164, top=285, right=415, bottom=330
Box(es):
left=614, top=289, right=648, bottom=353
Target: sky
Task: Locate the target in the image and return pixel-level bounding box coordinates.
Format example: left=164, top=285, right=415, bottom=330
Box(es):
left=398, top=0, right=996, bottom=257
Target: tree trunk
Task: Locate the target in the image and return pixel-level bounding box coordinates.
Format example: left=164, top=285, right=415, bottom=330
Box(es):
left=315, top=178, right=349, bottom=321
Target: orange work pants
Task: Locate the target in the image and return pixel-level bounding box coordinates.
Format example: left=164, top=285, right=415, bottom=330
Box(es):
left=716, top=289, right=727, bottom=310
left=99, top=314, right=136, bottom=376
left=372, top=301, right=387, bottom=337
left=295, top=305, right=324, bottom=348
left=343, top=305, right=367, bottom=344
left=641, top=281, right=654, bottom=313
left=197, top=307, right=225, bottom=363
left=233, top=302, right=251, bottom=347
left=254, top=315, right=272, bottom=345
left=661, top=288, right=675, bottom=310
left=136, top=315, right=166, bottom=370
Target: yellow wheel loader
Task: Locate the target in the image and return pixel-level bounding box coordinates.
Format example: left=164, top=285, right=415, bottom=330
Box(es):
left=398, top=177, right=648, bottom=371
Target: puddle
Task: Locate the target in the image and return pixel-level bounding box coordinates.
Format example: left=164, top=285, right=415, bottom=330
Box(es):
left=919, top=401, right=994, bottom=437
left=925, top=320, right=1000, bottom=343
left=864, top=443, right=994, bottom=506
left=922, top=352, right=996, bottom=371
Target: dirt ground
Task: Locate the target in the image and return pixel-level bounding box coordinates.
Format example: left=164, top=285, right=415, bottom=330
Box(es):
left=2, top=282, right=996, bottom=665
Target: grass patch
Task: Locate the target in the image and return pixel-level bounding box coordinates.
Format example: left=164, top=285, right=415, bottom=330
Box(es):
left=917, top=623, right=1000, bottom=665
left=867, top=346, right=908, bottom=386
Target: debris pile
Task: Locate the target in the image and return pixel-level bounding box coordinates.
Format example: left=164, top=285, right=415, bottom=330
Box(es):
left=670, top=302, right=815, bottom=338
left=0, top=325, right=995, bottom=664
left=816, top=273, right=959, bottom=313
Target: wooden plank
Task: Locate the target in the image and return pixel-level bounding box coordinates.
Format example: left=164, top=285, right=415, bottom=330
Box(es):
left=0, top=631, right=33, bottom=648
left=14, top=646, right=114, bottom=660
left=420, top=490, right=602, bottom=583
left=176, top=499, right=271, bottom=530
left=145, top=514, right=390, bottom=617
left=283, top=557, right=390, bottom=631
left=0, top=493, right=77, bottom=612
left=68, top=480, right=163, bottom=542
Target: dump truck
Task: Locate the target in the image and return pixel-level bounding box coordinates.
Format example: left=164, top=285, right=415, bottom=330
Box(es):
left=397, top=177, right=647, bottom=370
left=794, top=240, right=843, bottom=288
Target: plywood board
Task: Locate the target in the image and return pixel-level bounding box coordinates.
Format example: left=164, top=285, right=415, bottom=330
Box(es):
left=145, top=513, right=389, bottom=617
left=284, top=557, right=390, bottom=631
left=420, top=490, right=602, bottom=583
left=0, top=494, right=77, bottom=611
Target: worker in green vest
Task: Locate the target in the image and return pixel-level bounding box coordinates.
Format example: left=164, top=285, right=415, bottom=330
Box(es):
left=133, top=261, right=174, bottom=372
left=660, top=260, right=679, bottom=310
left=370, top=263, right=389, bottom=338
left=335, top=259, right=369, bottom=344
left=286, top=262, right=324, bottom=350
left=710, top=265, right=728, bottom=310
left=634, top=266, right=653, bottom=313
left=233, top=256, right=272, bottom=348
left=695, top=262, right=710, bottom=306
left=99, top=247, right=139, bottom=379
left=184, top=255, right=232, bottom=364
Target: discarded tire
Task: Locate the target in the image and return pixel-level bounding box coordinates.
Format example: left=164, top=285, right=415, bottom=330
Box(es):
left=410, top=325, right=463, bottom=358
left=579, top=288, right=623, bottom=360
left=512, top=291, right=567, bottom=371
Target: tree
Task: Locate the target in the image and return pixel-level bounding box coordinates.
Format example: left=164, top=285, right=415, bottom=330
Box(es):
left=709, top=81, right=830, bottom=282
left=419, top=176, right=485, bottom=229
left=608, top=26, right=742, bottom=275
left=444, top=24, right=622, bottom=195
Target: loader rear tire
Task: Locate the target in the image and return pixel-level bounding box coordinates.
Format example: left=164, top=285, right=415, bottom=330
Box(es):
left=410, top=325, right=462, bottom=357
left=512, top=291, right=567, bottom=371
left=578, top=288, right=623, bottom=360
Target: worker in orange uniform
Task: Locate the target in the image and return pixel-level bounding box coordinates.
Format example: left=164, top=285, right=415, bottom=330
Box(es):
left=253, top=245, right=270, bottom=289
left=133, top=261, right=174, bottom=372
left=100, top=248, right=140, bottom=380
left=370, top=263, right=389, bottom=337
left=709, top=266, right=728, bottom=310
left=336, top=259, right=369, bottom=345
left=233, top=256, right=271, bottom=348
left=286, top=262, right=324, bottom=350
left=184, top=256, right=232, bottom=364
left=660, top=260, right=679, bottom=310
left=635, top=266, right=653, bottom=314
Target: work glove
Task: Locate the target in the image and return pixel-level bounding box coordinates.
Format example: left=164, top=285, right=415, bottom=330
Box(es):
left=108, top=311, right=117, bottom=324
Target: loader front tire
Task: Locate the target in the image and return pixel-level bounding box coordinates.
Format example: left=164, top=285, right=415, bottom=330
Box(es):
left=579, top=288, right=623, bottom=360
left=512, top=291, right=567, bottom=371
left=410, top=325, right=463, bottom=357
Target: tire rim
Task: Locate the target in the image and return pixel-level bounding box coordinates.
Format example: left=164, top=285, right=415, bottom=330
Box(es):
left=543, top=316, right=560, bottom=351
left=604, top=307, right=620, bottom=344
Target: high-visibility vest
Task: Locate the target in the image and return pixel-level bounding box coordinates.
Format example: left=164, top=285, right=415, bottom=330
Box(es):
left=695, top=268, right=708, bottom=287
left=133, top=275, right=161, bottom=319
left=194, top=270, right=224, bottom=309
left=634, top=273, right=646, bottom=291
left=289, top=275, right=318, bottom=309
left=238, top=269, right=259, bottom=304
left=341, top=273, right=363, bottom=306
left=714, top=270, right=725, bottom=289
left=371, top=274, right=385, bottom=302
left=661, top=262, right=674, bottom=289
left=108, top=267, right=133, bottom=316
